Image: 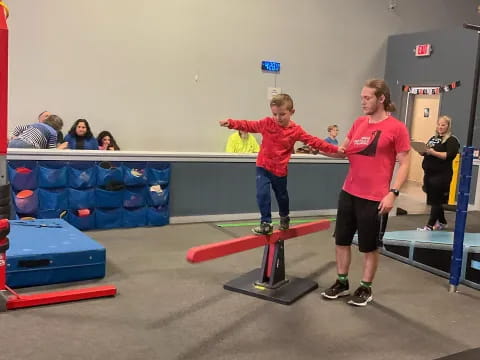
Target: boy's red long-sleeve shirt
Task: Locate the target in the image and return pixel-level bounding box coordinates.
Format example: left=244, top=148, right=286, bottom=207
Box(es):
left=227, top=117, right=338, bottom=176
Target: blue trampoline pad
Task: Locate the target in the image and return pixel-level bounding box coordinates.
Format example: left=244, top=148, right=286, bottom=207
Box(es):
left=6, top=219, right=106, bottom=288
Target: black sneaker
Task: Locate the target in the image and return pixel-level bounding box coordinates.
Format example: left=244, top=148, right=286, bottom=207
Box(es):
left=252, top=222, right=273, bottom=235
left=348, top=285, right=373, bottom=306
left=279, top=216, right=290, bottom=231
left=321, top=279, right=350, bottom=299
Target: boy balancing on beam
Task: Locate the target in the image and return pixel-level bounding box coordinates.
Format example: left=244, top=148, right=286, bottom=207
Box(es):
left=219, top=93, right=343, bottom=235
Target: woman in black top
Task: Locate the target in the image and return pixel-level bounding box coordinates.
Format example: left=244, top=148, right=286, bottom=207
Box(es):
left=418, top=115, right=460, bottom=231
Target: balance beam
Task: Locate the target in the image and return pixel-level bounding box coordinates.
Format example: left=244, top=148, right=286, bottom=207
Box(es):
left=186, top=220, right=330, bottom=263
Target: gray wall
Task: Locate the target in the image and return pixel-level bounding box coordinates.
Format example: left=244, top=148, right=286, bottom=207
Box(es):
left=170, top=162, right=348, bottom=216
left=385, top=27, right=478, bottom=147
left=7, top=1, right=479, bottom=151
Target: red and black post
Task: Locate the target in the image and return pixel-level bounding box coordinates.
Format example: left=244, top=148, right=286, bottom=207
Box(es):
left=256, top=240, right=287, bottom=289
left=0, top=218, right=10, bottom=311
left=223, top=230, right=321, bottom=305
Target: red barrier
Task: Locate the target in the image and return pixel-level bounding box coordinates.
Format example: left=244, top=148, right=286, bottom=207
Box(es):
left=6, top=285, right=117, bottom=310
left=186, top=220, right=330, bottom=263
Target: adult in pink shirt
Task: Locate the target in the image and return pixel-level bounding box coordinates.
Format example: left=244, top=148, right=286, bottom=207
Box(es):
left=321, top=79, right=411, bottom=307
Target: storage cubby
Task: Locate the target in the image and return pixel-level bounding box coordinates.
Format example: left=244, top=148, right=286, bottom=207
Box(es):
left=8, top=160, right=170, bottom=230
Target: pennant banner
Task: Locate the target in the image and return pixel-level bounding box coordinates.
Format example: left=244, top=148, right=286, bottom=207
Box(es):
left=402, top=81, right=461, bottom=95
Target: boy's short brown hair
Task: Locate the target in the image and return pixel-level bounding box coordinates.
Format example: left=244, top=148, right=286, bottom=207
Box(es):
left=270, top=94, right=294, bottom=111
left=327, top=125, right=338, bottom=132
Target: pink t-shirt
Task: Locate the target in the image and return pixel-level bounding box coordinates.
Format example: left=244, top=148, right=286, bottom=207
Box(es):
left=343, top=115, right=410, bottom=201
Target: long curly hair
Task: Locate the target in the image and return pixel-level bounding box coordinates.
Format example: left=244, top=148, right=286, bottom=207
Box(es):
left=97, top=130, right=120, bottom=150
left=68, top=119, right=94, bottom=138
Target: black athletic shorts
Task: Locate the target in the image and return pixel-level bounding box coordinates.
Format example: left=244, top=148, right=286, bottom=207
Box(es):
left=334, top=190, right=388, bottom=253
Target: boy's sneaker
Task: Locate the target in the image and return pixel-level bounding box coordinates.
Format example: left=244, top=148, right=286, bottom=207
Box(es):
left=321, top=279, right=350, bottom=299
left=433, top=221, right=448, bottom=231
left=279, top=216, right=290, bottom=231
left=252, top=222, right=273, bottom=235
left=348, top=285, right=373, bottom=306
left=416, top=225, right=432, bottom=232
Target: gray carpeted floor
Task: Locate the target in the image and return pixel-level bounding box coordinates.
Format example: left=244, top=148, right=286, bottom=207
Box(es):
left=1, top=212, right=480, bottom=360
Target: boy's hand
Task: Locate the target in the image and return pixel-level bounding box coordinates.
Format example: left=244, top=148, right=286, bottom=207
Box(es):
left=338, top=146, right=345, bottom=154
left=219, top=119, right=229, bottom=127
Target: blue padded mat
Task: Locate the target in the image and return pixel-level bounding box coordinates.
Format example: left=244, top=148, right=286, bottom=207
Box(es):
left=6, top=219, right=106, bottom=288
left=380, top=230, right=480, bottom=290
left=383, top=231, right=480, bottom=247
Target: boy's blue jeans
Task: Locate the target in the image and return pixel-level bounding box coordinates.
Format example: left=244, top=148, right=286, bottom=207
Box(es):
left=256, top=167, right=289, bottom=223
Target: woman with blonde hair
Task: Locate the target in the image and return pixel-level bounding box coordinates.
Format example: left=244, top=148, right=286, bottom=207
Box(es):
left=417, top=115, right=460, bottom=231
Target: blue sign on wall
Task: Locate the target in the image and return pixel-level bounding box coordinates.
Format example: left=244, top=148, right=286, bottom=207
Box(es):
left=261, top=61, right=280, bottom=73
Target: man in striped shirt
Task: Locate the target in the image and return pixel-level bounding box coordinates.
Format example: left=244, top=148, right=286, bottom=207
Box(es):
left=9, top=115, right=63, bottom=149
left=37, top=110, right=51, bottom=123
left=38, top=110, right=64, bottom=144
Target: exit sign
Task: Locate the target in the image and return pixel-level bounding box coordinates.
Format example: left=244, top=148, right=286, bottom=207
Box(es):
left=415, top=44, right=432, bottom=57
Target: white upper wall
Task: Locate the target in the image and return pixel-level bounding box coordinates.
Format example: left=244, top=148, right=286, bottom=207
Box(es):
left=7, top=0, right=479, bottom=151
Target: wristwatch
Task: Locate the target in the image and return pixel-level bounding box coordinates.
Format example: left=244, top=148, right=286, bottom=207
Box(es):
left=390, top=188, right=400, bottom=196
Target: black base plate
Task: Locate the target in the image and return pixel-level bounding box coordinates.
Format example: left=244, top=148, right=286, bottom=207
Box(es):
left=223, top=268, right=318, bottom=305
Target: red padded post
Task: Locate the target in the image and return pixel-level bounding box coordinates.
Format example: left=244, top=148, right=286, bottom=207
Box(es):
left=0, top=8, right=7, bottom=155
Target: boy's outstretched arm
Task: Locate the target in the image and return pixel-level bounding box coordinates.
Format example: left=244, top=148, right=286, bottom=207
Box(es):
left=318, top=137, right=349, bottom=158
left=218, top=118, right=266, bottom=133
